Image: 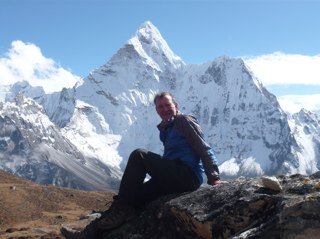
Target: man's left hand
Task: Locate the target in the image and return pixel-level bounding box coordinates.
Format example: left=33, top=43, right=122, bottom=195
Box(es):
left=209, top=180, right=221, bottom=186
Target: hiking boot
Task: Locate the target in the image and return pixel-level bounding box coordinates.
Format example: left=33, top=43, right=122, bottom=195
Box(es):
left=60, top=226, right=86, bottom=239
left=96, top=197, right=136, bottom=230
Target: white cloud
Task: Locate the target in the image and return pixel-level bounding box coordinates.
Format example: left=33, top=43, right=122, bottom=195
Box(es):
left=244, top=52, right=320, bottom=86
left=278, top=94, right=320, bottom=114
left=243, top=52, right=320, bottom=114
left=0, top=40, right=80, bottom=93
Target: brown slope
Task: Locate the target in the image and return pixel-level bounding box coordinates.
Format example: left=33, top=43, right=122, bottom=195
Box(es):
left=0, top=170, right=114, bottom=238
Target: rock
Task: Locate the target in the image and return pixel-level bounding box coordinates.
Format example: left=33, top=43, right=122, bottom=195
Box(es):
left=79, top=212, right=101, bottom=220
left=261, top=176, right=282, bottom=191
left=310, top=171, right=320, bottom=179
left=65, top=173, right=320, bottom=239
left=5, top=228, right=18, bottom=233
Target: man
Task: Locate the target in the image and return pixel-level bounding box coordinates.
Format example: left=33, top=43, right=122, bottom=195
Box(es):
left=61, top=92, right=220, bottom=238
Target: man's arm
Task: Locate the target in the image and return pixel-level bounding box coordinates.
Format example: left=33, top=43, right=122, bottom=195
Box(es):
left=175, top=115, right=220, bottom=185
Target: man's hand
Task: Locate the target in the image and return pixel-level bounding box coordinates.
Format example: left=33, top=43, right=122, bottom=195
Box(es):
left=209, top=180, right=221, bottom=186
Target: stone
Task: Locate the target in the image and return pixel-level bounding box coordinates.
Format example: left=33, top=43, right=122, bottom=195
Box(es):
left=65, top=173, right=320, bottom=239
left=261, top=176, right=282, bottom=191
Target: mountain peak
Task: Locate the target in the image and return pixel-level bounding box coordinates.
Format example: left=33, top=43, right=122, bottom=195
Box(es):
left=5, top=80, right=45, bottom=103
left=125, top=21, right=184, bottom=69
left=137, top=21, right=159, bottom=39
left=140, top=21, right=155, bottom=28
left=134, top=21, right=166, bottom=47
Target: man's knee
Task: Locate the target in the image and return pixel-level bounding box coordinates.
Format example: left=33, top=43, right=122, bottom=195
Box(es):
left=129, top=148, right=148, bottom=161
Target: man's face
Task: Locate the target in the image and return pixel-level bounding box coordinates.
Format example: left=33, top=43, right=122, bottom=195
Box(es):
left=155, top=95, right=178, bottom=122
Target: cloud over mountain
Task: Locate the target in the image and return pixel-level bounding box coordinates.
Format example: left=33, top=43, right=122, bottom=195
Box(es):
left=244, top=52, right=320, bottom=113
left=244, top=52, right=320, bottom=86
left=0, top=40, right=80, bottom=93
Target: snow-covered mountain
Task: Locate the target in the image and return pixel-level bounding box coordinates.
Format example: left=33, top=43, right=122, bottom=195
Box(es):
left=0, top=89, right=121, bottom=190
left=288, top=109, right=320, bottom=174
left=71, top=21, right=316, bottom=177
left=1, top=21, right=319, bottom=190
left=177, top=58, right=298, bottom=177
left=0, top=83, right=9, bottom=101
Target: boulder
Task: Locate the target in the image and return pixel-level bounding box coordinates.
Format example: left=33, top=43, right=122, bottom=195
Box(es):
left=66, top=173, right=320, bottom=239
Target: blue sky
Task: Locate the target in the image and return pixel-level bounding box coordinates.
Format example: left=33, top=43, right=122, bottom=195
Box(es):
left=1, top=0, right=320, bottom=113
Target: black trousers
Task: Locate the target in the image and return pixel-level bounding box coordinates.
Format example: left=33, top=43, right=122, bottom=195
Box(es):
left=118, top=148, right=201, bottom=208
left=82, top=149, right=201, bottom=238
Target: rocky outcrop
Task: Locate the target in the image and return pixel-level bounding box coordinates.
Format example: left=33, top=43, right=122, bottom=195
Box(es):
left=98, top=172, right=320, bottom=239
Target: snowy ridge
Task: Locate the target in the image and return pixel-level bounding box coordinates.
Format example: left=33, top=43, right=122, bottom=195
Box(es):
left=5, top=81, right=46, bottom=102
left=128, top=21, right=184, bottom=71
left=289, top=109, right=320, bottom=174
left=61, top=100, right=122, bottom=168
left=176, top=56, right=296, bottom=177
left=0, top=83, right=9, bottom=101
left=0, top=93, right=121, bottom=190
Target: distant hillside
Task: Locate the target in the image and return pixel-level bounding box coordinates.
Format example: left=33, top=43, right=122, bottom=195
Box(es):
left=0, top=170, right=114, bottom=239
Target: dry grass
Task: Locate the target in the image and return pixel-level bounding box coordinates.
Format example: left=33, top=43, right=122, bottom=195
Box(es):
left=0, top=170, right=114, bottom=238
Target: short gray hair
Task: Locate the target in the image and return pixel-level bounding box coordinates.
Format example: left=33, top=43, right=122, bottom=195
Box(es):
left=153, top=92, right=178, bottom=106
